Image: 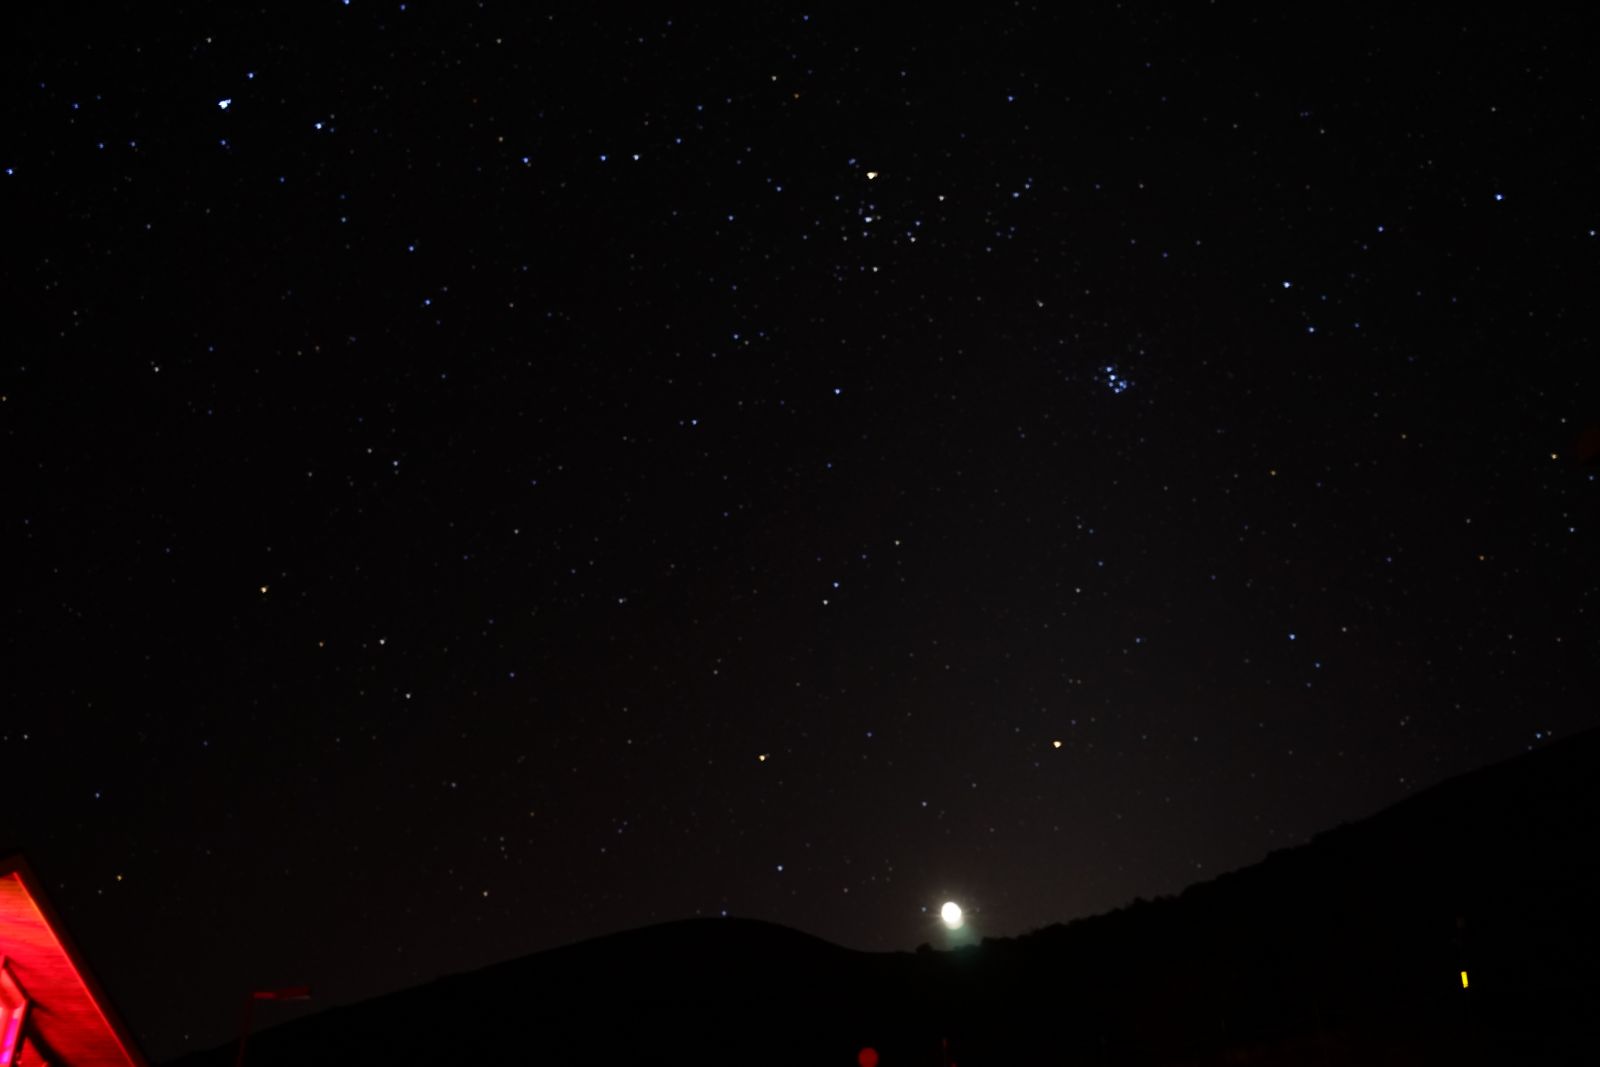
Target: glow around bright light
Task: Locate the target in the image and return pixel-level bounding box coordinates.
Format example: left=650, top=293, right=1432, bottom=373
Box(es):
left=940, top=901, right=964, bottom=928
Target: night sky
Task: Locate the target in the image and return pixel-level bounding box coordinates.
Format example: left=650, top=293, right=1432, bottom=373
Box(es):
left=7, top=5, right=1598, bottom=1059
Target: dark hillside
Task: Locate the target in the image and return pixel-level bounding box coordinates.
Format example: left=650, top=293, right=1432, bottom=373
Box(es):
left=170, top=730, right=1600, bottom=1064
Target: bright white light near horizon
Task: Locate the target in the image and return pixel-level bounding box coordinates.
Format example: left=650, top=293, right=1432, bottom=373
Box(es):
left=940, top=901, right=963, bottom=929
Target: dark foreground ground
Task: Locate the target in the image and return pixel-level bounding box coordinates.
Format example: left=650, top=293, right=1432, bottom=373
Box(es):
left=166, top=729, right=1600, bottom=1065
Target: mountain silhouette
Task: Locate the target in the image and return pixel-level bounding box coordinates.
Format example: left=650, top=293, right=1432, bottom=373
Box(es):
left=167, top=729, right=1600, bottom=1065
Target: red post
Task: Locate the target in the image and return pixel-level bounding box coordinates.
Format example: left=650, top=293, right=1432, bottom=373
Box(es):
left=232, top=995, right=253, bottom=1067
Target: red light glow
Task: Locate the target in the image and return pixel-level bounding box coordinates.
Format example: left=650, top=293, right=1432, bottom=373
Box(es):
left=0, top=960, right=29, bottom=1067
left=0, top=1008, right=21, bottom=1067
left=0, top=858, right=145, bottom=1065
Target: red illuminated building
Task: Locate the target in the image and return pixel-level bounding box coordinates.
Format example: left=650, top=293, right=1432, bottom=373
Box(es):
left=0, top=854, right=145, bottom=1066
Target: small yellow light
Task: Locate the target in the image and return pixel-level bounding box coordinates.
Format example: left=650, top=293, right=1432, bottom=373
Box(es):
left=757, top=753, right=768, bottom=762
left=865, top=170, right=879, bottom=180
left=1052, top=740, right=1062, bottom=749
left=1460, top=970, right=1469, bottom=989
left=259, top=585, right=269, bottom=595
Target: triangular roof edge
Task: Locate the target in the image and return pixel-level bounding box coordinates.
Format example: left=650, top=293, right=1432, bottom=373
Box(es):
left=0, top=852, right=149, bottom=1067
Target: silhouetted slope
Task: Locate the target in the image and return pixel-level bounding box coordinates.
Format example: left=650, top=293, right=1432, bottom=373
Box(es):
left=958, top=727, right=1600, bottom=1063
left=168, top=730, right=1600, bottom=1065
left=171, top=917, right=947, bottom=1066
